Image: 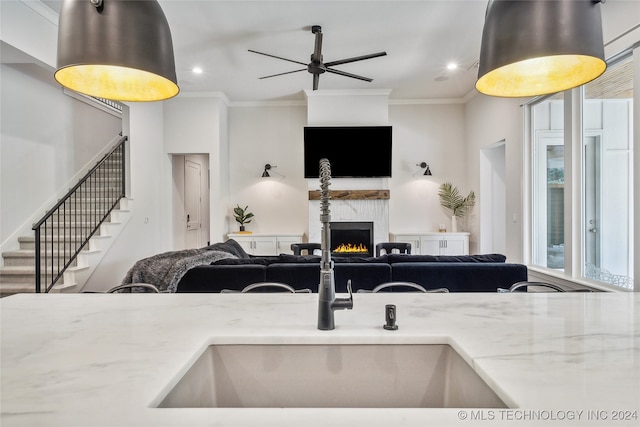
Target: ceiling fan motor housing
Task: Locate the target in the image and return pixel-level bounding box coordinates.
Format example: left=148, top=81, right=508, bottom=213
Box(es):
left=249, top=24, right=386, bottom=90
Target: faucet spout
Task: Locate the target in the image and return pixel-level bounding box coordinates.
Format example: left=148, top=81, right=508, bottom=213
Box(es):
left=317, top=158, right=354, bottom=331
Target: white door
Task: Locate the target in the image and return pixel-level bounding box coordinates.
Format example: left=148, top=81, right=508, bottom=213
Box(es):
left=185, top=159, right=202, bottom=248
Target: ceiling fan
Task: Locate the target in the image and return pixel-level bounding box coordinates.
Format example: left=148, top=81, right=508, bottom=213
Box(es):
left=249, top=25, right=387, bottom=90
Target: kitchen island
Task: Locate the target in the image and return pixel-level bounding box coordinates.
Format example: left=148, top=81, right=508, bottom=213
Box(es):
left=1, top=292, right=639, bottom=426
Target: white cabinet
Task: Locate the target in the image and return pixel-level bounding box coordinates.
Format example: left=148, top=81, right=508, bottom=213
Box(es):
left=392, top=233, right=470, bottom=256
left=273, top=235, right=303, bottom=254
left=227, top=233, right=303, bottom=256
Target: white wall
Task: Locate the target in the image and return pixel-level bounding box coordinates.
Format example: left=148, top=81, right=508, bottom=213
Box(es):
left=388, top=103, right=467, bottom=234
left=0, top=60, right=121, bottom=254
left=0, top=1, right=58, bottom=67
left=464, top=94, right=525, bottom=261
left=228, top=104, right=309, bottom=235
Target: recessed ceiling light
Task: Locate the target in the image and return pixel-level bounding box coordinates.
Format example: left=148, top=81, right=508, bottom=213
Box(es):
left=446, top=63, right=458, bottom=71
left=192, top=67, right=203, bottom=74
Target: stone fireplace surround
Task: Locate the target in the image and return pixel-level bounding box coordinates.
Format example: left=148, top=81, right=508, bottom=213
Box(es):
left=307, top=189, right=389, bottom=250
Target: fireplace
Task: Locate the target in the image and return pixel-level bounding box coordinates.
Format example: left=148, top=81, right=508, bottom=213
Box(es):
left=330, top=222, right=374, bottom=257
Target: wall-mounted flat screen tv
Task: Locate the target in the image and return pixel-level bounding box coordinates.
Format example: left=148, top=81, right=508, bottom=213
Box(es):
left=304, top=126, right=392, bottom=178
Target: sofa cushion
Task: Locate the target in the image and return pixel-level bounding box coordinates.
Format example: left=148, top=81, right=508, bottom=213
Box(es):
left=386, top=253, right=506, bottom=263
left=433, top=254, right=507, bottom=263
left=266, top=263, right=392, bottom=293
left=267, top=263, right=321, bottom=290
left=391, top=262, right=527, bottom=292
left=277, top=253, right=389, bottom=264
left=335, top=263, right=392, bottom=292
left=278, top=254, right=322, bottom=263
left=386, top=254, right=439, bottom=263
left=212, top=255, right=280, bottom=266
left=176, top=264, right=266, bottom=292
left=204, top=239, right=250, bottom=259
left=211, top=257, right=268, bottom=265
left=333, top=255, right=388, bottom=263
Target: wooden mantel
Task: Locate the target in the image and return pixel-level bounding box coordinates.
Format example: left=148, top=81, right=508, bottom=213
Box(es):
left=308, top=189, right=390, bottom=200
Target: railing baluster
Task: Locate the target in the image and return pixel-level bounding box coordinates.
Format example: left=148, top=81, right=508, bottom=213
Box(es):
left=32, top=136, right=127, bottom=292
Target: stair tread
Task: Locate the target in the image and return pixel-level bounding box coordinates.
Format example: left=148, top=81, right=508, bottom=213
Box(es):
left=0, top=283, right=36, bottom=294
left=0, top=266, right=36, bottom=273
left=4, top=249, right=80, bottom=256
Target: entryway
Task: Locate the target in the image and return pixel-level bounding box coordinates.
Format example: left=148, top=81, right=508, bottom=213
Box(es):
left=172, top=154, right=210, bottom=249
left=480, top=141, right=506, bottom=255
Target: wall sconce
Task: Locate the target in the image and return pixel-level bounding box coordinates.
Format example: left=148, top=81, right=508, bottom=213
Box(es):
left=476, top=0, right=606, bottom=97
left=55, top=0, right=179, bottom=102
left=262, top=164, right=279, bottom=178
left=417, top=162, right=432, bottom=176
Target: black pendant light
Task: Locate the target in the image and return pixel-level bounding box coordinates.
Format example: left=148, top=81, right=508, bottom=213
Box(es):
left=55, top=0, right=179, bottom=102
left=476, top=0, right=607, bottom=97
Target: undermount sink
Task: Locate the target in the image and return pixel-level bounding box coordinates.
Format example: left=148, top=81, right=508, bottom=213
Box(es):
left=158, top=344, right=507, bottom=408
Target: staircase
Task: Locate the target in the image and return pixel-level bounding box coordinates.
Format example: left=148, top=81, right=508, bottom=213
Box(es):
left=0, top=201, right=131, bottom=297
left=0, top=137, right=129, bottom=296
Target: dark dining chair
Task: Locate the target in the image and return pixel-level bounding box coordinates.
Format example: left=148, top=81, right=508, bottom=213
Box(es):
left=357, top=281, right=449, bottom=293
left=221, top=282, right=312, bottom=293
left=375, top=242, right=411, bottom=257
left=498, top=281, right=594, bottom=292
left=291, top=243, right=322, bottom=256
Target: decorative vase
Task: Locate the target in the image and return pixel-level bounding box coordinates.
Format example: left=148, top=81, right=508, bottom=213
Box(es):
left=451, top=216, right=458, bottom=233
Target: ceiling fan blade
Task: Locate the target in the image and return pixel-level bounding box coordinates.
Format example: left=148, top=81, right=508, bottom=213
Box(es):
left=313, top=74, right=320, bottom=90
left=248, top=50, right=307, bottom=66
left=325, top=67, right=373, bottom=82
left=324, top=52, right=387, bottom=67
left=258, top=69, right=307, bottom=79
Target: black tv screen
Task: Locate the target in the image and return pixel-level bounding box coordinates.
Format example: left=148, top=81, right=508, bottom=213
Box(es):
left=304, top=126, right=392, bottom=178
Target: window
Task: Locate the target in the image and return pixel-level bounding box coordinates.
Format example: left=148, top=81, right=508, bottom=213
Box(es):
left=529, top=54, right=634, bottom=290
left=531, top=94, right=565, bottom=270
left=582, top=56, right=634, bottom=288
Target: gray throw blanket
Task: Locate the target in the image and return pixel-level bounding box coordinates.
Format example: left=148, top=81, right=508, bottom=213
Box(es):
left=121, top=248, right=235, bottom=292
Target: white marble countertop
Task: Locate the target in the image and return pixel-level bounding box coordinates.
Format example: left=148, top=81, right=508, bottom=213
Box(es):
left=1, top=292, right=639, bottom=426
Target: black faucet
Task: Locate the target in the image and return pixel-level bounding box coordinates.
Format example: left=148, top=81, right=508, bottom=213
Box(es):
left=317, top=158, right=353, bottom=330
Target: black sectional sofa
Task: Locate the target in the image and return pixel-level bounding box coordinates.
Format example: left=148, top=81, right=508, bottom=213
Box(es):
left=176, top=240, right=527, bottom=293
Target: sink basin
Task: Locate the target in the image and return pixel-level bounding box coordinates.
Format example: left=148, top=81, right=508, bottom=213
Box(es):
left=158, top=344, right=507, bottom=408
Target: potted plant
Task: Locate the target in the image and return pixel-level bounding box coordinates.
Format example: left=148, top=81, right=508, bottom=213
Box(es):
left=233, top=205, right=254, bottom=232
left=438, top=182, right=475, bottom=232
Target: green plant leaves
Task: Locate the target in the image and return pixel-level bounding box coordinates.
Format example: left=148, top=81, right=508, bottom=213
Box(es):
left=233, top=204, right=254, bottom=225
left=438, top=182, right=475, bottom=218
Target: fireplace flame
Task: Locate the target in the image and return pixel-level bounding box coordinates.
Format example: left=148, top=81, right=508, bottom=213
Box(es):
left=333, top=243, right=368, bottom=253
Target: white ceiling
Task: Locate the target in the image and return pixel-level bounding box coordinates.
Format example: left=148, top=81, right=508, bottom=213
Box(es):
left=42, top=0, right=489, bottom=102
left=25, top=1, right=640, bottom=103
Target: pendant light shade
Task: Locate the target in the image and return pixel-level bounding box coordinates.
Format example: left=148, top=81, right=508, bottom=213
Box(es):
left=476, top=0, right=606, bottom=98
left=55, top=0, right=179, bottom=102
